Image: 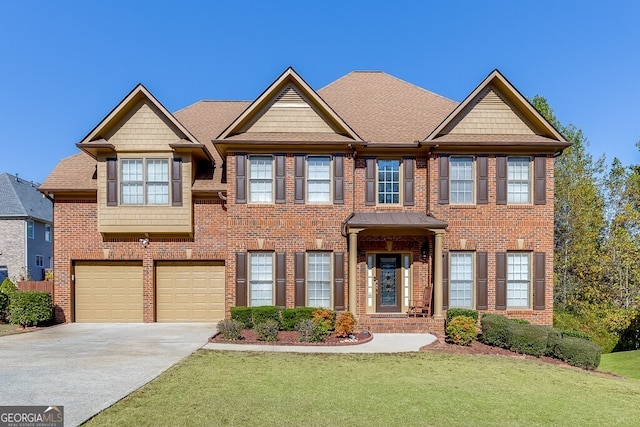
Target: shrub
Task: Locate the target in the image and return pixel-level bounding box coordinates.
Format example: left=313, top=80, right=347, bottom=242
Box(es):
left=252, top=306, right=281, bottom=328
left=545, top=327, right=562, bottom=356
left=553, top=336, right=602, bottom=370
left=561, top=329, right=593, bottom=341
left=446, top=308, right=478, bottom=323
left=0, top=278, right=17, bottom=296
left=312, top=308, right=336, bottom=331
left=480, top=313, right=510, bottom=348
left=446, top=315, right=477, bottom=346
left=255, top=319, right=280, bottom=342
left=297, top=319, right=316, bottom=342
left=510, top=318, right=530, bottom=325
left=335, top=312, right=357, bottom=338
left=230, top=306, right=253, bottom=329
left=8, top=291, right=52, bottom=327
left=217, top=319, right=244, bottom=340
left=506, top=322, right=549, bottom=357
left=281, top=307, right=316, bottom=331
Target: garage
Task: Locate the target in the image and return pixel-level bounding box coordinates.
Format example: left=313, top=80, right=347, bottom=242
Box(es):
left=74, top=261, right=143, bottom=322
left=155, top=261, right=225, bottom=322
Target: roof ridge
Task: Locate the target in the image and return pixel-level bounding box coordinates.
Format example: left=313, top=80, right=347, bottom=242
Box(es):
left=0, top=173, right=29, bottom=217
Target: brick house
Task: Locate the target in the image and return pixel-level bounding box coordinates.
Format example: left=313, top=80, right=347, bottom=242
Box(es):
left=40, top=68, right=569, bottom=331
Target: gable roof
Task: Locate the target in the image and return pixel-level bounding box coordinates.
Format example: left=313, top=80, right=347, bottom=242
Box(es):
left=0, top=173, right=52, bottom=222
left=39, top=153, right=97, bottom=195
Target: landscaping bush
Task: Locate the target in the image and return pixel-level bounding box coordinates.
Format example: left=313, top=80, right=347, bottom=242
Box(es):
left=281, top=307, right=316, bottom=331
left=255, top=319, right=280, bottom=342
left=297, top=319, right=315, bottom=342
left=446, top=308, right=478, bottom=323
left=312, top=308, right=336, bottom=331
left=335, top=312, right=357, bottom=338
left=230, top=306, right=253, bottom=329
left=0, top=292, right=8, bottom=322
left=561, top=329, right=593, bottom=341
left=480, top=313, right=510, bottom=348
left=553, top=336, right=602, bottom=370
left=506, top=322, right=549, bottom=357
left=510, top=318, right=530, bottom=325
left=545, top=327, right=562, bottom=356
left=217, top=319, right=244, bottom=340
left=8, top=291, right=52, bottom=327
left=446, top=315, right=477, bottom=346
left=252, top=306, right=281, bottom=328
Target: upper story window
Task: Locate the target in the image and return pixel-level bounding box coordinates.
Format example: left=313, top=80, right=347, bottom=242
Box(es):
left=45, top=224, right=52, bottom=242
left=450, top=252, right=473, bottom=308
left=27, top=220, right=34, bottom=239
left=120, top=159, right=169, bottom=205
left=249, top=252, right=274, bottom=306
left=307, top=156, right=331, bottom=203
left=450, top=157, right=474, bottom=204
left=507, top=252, right=530, bottom=308
left=507, top=157, right=531, bottom=204
left=378, top=159, right=400, bottom=204
left=249, top=156, right=273, bottom=203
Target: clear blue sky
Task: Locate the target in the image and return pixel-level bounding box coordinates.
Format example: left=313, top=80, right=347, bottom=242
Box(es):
left=1, top=1, right=638, bottom=184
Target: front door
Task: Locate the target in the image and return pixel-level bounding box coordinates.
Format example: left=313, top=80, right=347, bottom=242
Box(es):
left=376, top=254, right=401, bottom=312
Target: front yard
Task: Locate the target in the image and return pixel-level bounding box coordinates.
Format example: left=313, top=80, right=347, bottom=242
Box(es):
left=84, top=350, right=640, bottom=426
left=0, top=322, right=30, bottom=337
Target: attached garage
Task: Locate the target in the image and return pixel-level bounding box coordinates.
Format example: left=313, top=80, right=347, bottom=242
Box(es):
left=156, top=261, right=225, bottom=322
left=74, top=261, right=143, bottom=322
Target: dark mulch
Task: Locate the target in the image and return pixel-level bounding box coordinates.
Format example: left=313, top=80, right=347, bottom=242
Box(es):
left=210, top=329, right=373, bottom=346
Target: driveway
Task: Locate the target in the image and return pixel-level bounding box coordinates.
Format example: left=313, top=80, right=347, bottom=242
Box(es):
left=0, top=323, right=215, bottom=426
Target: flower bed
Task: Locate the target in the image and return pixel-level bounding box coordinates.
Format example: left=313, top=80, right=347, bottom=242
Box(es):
left=210, top=329, right=372, bottom=346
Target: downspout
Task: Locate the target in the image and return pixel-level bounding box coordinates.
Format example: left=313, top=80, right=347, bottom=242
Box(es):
left=341, top=144, right=358, bottom=237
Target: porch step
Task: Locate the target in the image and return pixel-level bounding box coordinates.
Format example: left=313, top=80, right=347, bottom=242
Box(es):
left=358, top=315, right=445, bottom=335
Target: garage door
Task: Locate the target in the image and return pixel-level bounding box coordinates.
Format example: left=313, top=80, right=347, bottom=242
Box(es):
left=75, top=262, right=143, bottom=322
left=156, top=261, right=225, bottom=322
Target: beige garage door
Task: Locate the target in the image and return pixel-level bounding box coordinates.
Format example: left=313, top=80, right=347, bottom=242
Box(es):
left=75, top=262, right=143, bottom=322
left=156, top=261, right=225, bottom=322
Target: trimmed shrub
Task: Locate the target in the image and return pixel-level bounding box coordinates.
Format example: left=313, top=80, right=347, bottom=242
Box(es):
left=335, top=312, right=357, bottom=338
left=446, top=315, right=477, bottom=346
left=553, top=336, right=602, bottom=370
left=506, top=322, right=549, bottom=357
left=312, top=308, right=336, bottom=331
left=281, top=307, right=316, bottom=331
left=0, top=278, right=17, bottom=295
left=255, top=319, right=280, bottom=342
left=297, top=319, right=315, bottom=342
left=561, top=329, right=593, bottom=341
left=0, top=293, right=8, bottom=322
left=230, top=306, right=253, bottom=329
left=510, top=318, right=530, bottom=325
left=252, top=306, right=281, bottom=328
left=8, top=291, right=52, bottom=327
left=480, top=313, right=510, bottom=348
left=545, top=327, right=562, bottom=356
left=217, top=319, right=244, bottom=340
left=446, top=308, right=478, bottom=324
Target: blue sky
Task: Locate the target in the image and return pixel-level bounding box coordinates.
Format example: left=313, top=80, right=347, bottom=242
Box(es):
left=1, top=1, right=638, bottom=184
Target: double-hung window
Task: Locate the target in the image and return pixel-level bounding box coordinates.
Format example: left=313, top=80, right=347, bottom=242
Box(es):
left=378, top=159, right=400, bottom=204
left=307, top=156, right=331, bottom=203
left=35, top=255, right=44, bottom=267
left=307, top=252, right=331, bottom=307
left=450, top=157, right=474, bottom=204
left=249, top=253, right=274, bottom=306
left=27, top=220, right=34, bottom=239
left=249, top=156, right=273, bottom=203
left=450, top=252, right=473, bottom=308
left=507, top=157, right=530, bottom=204
left=507, top=253, right=530, bottom=308
left=45, top=224, right=52, bottom=242
left=121, top=159, right=169, bottom=205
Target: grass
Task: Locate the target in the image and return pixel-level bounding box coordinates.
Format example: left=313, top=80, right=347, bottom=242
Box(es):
left=0, top=322, right=28, bottom=337
left=84, top=350, right=640, bottom=427
left=599, top=350, right=640, bottom=379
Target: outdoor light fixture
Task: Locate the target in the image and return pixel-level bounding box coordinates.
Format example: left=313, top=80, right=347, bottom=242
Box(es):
left=139, top=237, right=150, bottom=248
left=421, top=240, right=429, bottom=260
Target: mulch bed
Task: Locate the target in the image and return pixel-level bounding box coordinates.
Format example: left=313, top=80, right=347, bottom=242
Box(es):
left=210, top=329, right=372, bottom=346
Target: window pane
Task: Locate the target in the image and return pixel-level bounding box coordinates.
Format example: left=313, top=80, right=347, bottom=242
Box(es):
left=250, top=253, right=273, bottom=306
left=249, top=156, right=273, bottom=203
left=450, top=157, right=473, bottom=204
left=307, top=253, right=331, bottom=308
left=507, top=157, right=530, bottom=204
left=507, top=253, right=530, bottom=307
left=147, top=183, right=169, bottom=204
left=146, top=159, right=168, bottom=182
left=121, top=159, right=143, bottom=182
left=307, top=156, right=330, bottom=203
left=27, top=221, right=34, bottom=239
left=450, top=253, right=473, bottom=308
left=378, top=160, right=400, bottom=204
left=121, top=183, right=143, bottom=204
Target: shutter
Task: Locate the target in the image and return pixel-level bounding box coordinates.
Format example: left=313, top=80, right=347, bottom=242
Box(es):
left=495, top=252, right=507, bottom=310
left=106, top=158, right=118, bottom=206
left=403, top=157, right=415, bottom=206
left=334, top=155, right=344, bottom=204
left=294, top=155, right=304, bottom=204
left=534, top=252, right=546, bottom=310
left=333, top=252, right=345, bottom=311
left=235, top=154, right=246, bottom=204
left=275, top=252, right=286, bottom=307
left=365, top=157, right=376, bottom=205
left=477, top=156, right=488, bottom=204
left=275, top=155, right=286, bottom=204
left=476, top=252, right=488, bottom=310
left=442, top=252, right=449, bottom=310
left=496, top=156, right=507, bottom=205
left=294, top=252, right=305, bottom=307
left=235, top=252, right=247, bottom=306
left=171, top=158, right=182, bottom=207
left=438, top=155, right=449, bottom=204
left=534, top=156, right=546, bottom=205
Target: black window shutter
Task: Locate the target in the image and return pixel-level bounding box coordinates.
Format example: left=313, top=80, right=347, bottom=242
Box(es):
left=496, top=156, right=507, bottom=205
left=106, top=158, right=118, bottom=206
left=235, top=252, right=247, bottom=306
left=294, top=252, right=305, bottom=307
left=495, top=252, right=507, bottom=310
left=442, top=252, right=449, bottom=310
left=275, top=252, right=286, bottom=307
left=477, top=156, right=488, bottom=204
left=476, top=252, right=488, bottom=310
left=333, top=252, right=345, bottom=311
left=438, top=155, right=449, bottom=205
left=334, top=155, right=344, bottom=205
left=275, top=155, right=286, bottom=204
left=403, top=157, right=415, bottom=206
left=365, top=157, right=376, bottom=205
left=235, top=154, right=246, bottom=204
left=534, top=156, right=546, bottom=205
left=534, top=252, right=546, bottom=310
left=294, top=155, right=304, bottom=204
left=171, top=158, right=182, bottom=207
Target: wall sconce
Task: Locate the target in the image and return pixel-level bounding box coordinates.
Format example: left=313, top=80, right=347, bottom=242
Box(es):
left=139, top=237, right=150, bottom=248
left=420, top=240, right=429, bottom=261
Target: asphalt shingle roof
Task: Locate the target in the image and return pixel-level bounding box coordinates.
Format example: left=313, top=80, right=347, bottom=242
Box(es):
left=0, top=173, right=52, bottom=222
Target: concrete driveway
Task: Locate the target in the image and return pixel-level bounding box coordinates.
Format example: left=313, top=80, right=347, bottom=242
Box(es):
left=0, top=323, right=215, bottom=426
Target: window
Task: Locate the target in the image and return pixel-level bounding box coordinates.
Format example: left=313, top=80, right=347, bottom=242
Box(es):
left=27, top=220, right=34, bottom=239
left=35, top=255, right=44, bottom=268
left=249, top=253, right=273, bottom=306
left=507, top=157, right=530, bottom=204
left=121, top=159, right=169, bottom=205
left=307, top=252, right=331, bottom=307
left=378, top=159, right=400, bottom=204
left=249, top=156, right=273, bottom=203
left=450, top=253, right=473, bottom=308
left=307, top=156, right=331, bottom=203
left=45, top=224, right=52, bottom=242
left=450, top=157, right=474, bottom=204
left=507, top=253, right=530, bottom=308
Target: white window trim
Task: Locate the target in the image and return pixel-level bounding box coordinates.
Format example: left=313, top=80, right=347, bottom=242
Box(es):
left=45, top=224, right=52, bottom=242
left=449, top=156, right=475, bottom=205
left=120, top=158, right=170, bottom=206
left=27, top=220, right=34, bottom=239
left=248, top=155, right=274, bottom=204
left=506, top=252, right=531, bottom=309
left=248, top=252, right=275, bottom=306
left=306, top=155, right=332, bottom=204
left=306, top=252, right=333, bottom=308
left=507, top=156, right=532, bottom=205
left=376, top=158, right=403, bottom=206
left=449, top=252, right=475, bottom=309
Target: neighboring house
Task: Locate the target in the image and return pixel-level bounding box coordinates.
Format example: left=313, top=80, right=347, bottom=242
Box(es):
left=40, top=68, right=570, bottom=330
left=0, top=173, right=53, bottom=282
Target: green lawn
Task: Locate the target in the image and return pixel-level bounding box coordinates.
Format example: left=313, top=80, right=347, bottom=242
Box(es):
left=599, top=350, right=640, bottom=379
left=0, top=322, right=28, bottom=337
left=84, top=350, right=640, bottom=427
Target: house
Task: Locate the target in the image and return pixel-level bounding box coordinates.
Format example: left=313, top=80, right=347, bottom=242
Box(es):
left=40, top=68, right=569, bottom=330
left=0, top=173, right=53, bottom=282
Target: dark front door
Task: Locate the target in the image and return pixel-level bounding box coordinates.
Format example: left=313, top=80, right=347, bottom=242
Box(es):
left=376, top=254, right=401, bottom=312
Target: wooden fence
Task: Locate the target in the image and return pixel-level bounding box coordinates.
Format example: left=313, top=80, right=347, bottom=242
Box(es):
left=17, top=281, right=54, bottom=303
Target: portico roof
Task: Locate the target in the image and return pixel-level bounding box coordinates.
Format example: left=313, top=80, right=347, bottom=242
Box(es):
left=346, top=212, right=447, bottom=230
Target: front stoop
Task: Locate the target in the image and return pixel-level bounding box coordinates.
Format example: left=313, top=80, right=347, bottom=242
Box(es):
left=358, top=314, right=445, bottom=335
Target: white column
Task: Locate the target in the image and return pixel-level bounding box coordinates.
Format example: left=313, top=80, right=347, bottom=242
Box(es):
left=348, top=230, right=361, bottom=316
left=433, top=230, right=444, bottom=319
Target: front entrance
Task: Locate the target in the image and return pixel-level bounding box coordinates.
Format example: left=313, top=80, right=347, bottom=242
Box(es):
left=376, top=254, right=401, bottom=312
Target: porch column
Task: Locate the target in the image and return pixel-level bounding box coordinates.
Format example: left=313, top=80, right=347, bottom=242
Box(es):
left=433, top=230, right=445, bottom=319
left=347, top=229, right=362, bottom=316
